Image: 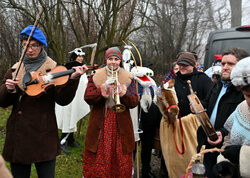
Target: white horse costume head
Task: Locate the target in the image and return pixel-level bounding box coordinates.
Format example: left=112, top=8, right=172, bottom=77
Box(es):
left=122, top=42, right=157, bottom=113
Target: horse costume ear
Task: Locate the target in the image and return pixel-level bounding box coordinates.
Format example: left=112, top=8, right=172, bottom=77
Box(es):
left=168, top=79, right=175, bottom=88
left=163, top=82, right=169, bottom=89
left=163, top=79, right=175, bottom=89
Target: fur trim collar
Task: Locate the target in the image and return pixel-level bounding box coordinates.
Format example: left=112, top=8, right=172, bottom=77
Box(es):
left=11, top=57, right=57, bottom=91
left=93, top=67, right=133, bottom=87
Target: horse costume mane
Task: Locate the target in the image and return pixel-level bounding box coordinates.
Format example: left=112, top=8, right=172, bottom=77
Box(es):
left=157, top=66, right=179, bottom=124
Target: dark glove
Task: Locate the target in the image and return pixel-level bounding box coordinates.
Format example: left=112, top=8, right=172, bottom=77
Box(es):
left=221, top=145, right=242, bottom=164
left=212, top=161, right=237, bottom=177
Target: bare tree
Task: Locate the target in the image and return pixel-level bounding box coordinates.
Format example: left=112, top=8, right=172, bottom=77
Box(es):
left=0, top=0, right=148, bottom=65
left=0, top=0, right=240, bottom=80
left=229, top=0, right=242, bottom=27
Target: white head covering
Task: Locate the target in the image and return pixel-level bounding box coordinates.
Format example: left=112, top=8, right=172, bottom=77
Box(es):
left=70, top=48, right=85, bottom=56
left=230, top=56, right=250, bottom=87
left=204, top=65, right=221, bottom=78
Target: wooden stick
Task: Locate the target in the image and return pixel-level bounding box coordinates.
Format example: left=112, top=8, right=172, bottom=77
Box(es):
left=137, top=141, right=140, bottom=178
left=14, top=6, right=45, bottom=80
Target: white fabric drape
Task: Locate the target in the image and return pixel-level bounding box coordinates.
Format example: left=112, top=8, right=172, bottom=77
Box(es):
left=56, top=74, right=90, bottom=132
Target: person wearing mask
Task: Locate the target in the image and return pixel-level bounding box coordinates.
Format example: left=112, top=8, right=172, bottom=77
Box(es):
left=197, top=48, right=249, bottom=177
left=82, top=47, right=139, bottom=177
left=0, top=25, right=87, bottom=178
left=56, top=48, right=90, bottom=154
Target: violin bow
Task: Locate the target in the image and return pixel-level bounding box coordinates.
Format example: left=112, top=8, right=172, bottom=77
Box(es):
left=89, top=44, right=97, bottom=67
left=14, top=5, right=45, bottom=80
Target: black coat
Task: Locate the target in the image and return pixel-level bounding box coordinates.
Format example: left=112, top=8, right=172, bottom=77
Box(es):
left=197, top=81, right=244, bottom=178
left=197, top=81, right=245, bottom=150
left=205, top=81, right=244, bottom=132
left=174, top=69, right=213, bottom=117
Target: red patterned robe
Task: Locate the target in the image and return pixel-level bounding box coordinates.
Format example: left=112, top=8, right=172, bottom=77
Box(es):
left=82, top=67, right=138, bottom=177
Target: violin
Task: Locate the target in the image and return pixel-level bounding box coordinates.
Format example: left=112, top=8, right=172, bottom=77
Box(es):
left=25, top=64, right=98, bottom=96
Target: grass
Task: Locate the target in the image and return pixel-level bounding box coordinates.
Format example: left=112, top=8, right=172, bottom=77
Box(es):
left=0, top=107, right=89, bottom=178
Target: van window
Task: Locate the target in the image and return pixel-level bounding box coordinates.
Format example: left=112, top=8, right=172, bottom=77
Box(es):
left=204, top=26, right=250, bottom=70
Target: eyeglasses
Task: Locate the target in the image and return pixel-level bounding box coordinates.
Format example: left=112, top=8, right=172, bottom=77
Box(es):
left=22, top=44, right=41, bottom=50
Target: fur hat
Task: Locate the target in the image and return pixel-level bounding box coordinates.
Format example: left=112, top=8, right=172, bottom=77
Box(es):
left=177, top=52, right=196, bottom=66
left=20, top=25, right=47, bottom=47
left=231, top=56, right=250, bottom=87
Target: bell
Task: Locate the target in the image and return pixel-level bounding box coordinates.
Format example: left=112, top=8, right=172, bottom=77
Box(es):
left=191, top=161, right=206, bottom=178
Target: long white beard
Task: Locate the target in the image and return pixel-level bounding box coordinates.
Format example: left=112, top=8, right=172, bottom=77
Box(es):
left=140, top=87, right=152, bottom=113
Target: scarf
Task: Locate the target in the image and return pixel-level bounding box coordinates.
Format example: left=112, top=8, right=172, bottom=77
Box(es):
left=224, top=100, right=250, bottom=145
left=22, top=48, right=47, bottom=89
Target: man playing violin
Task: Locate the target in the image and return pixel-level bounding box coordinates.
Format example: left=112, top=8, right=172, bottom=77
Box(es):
left=0, top=25, right=87, bottom=178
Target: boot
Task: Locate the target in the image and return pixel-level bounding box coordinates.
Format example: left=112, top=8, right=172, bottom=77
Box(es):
left=68, top=142, right=80, bottom=148
left=60, top=144, right=70, bottom=154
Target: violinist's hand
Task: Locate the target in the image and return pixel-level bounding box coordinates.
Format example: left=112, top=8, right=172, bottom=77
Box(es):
left=207, top=131, right=223, bottom=146
left=5, top=79, right=18, bottom=92
left=70, top=64, right=88, bottom=79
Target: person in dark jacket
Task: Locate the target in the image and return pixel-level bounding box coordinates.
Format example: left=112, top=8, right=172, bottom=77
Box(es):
left=56, top=48, right=90, bottom=154
left=136, top=77, right=162, bottom=178
left=196, top=48, right=249, bottom=178
left=0, top=25, right=87, bottom=178
left=174, top=52, right=213, bottom=117
left=139, top=100, right=162, bottom=178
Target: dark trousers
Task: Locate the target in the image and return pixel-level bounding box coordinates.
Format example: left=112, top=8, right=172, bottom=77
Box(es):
left=197, top=126, right=222, bottom=178
left=140, top=129, right=155, bottom=174
left=61, top=132, right=75, bottom=144
left=10, top=159, right=56, bottom=178
left=204, top=151, right=219, bottom=178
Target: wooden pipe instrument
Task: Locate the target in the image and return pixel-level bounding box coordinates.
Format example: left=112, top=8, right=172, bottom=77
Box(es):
left=187, top=80, right=218, bottom=141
